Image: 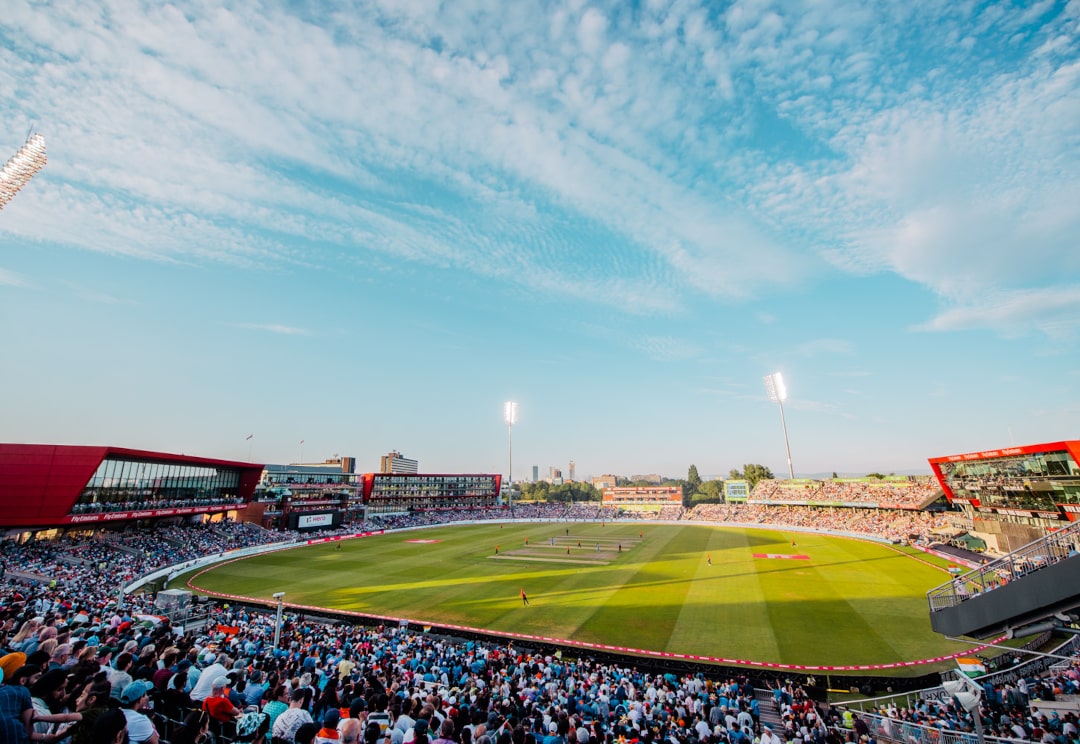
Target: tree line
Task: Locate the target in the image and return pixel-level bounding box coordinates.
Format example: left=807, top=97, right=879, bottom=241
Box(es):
left=515, top=463, right=776, bottom=508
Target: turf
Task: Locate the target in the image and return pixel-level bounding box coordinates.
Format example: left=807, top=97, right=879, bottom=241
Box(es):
left=183, top=522, right=970, bottom=668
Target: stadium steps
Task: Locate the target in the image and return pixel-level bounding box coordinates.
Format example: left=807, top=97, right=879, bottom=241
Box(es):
left=754, top=689, right=785, bottom=730
left=927, top=519, right=1080, bottom=638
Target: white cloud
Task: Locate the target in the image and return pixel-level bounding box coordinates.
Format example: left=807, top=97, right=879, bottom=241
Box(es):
left=795, top=338, right=854, bottom=356
left=1, top=0, right=1077, bottom=338
left=230, top=323, right=314, bottom=336
left=0, top=268, right=29, bottom=288
left=917, top=286, right=1080, bottom=339
left=634, top=336, right=704, bottom=361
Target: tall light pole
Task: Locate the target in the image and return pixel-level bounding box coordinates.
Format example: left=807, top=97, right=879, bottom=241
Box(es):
left=0, top=133, right=47, bottom=210
left=272, top=592, right=285, bottom=650
left=504, top=401, right=517, bottom=511
left=763, top=372, right=794, bottom=480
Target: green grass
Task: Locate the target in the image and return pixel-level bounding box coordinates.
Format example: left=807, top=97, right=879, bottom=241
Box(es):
left=182, top=523, right=971, bottom=670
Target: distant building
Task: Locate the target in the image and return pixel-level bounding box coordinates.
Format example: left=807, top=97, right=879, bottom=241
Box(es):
left=592, top=474, right=617, bottom=490
left=602, top=485, right=682, bottom=506
left=531, top=465, right=538, bottom=482
left=380, top=451, right=418, bottom=474
left=568, top=460, right=576, bottom=482
left=290, top=456, right=355, bottom=473
left=547, top=466, right=563, bottom=485
left=630, top=474, right=663, bottom=484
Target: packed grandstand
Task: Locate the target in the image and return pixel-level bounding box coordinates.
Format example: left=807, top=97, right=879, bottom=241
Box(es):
left=2, top=494, right=1079, bottom=744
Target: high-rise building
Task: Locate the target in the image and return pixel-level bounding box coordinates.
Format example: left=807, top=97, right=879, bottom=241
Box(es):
left=531, top=465, right=538, bottom=482
left=568, top=459, right=576, bottom=482
left=380, top=451, right=418, bottom=474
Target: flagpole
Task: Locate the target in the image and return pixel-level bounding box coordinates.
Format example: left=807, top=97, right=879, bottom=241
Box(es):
left=247, top=434, right=254, bottom=462
left=299, top=439, right=304, bottom=464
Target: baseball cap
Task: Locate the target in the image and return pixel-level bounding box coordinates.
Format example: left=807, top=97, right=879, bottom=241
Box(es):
left=121, top=680, right=154, bottom=704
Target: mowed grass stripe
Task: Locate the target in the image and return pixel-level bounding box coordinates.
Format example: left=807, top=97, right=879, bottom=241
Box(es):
left=182, top=523, right=969, bottom=669
left=666, top=528, right=780, bottom=662
left=572, top=525, right=701, bottom=651
left=761, top=537, right=898, bottom=664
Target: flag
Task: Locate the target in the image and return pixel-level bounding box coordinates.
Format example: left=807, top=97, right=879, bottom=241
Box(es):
left=300, top=439, right=305, bottom=444
left=957, top=657, right=986, bottom=677
left=246, top=434, right=254, bottom=440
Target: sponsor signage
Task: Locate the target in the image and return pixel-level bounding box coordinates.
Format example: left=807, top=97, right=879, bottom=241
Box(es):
left=65, top=505, right=233, bottom=523
left=297, top=513, right=334, bottom=529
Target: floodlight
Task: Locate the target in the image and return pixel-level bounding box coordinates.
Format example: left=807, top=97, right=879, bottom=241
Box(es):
left=272, top=591, right=285, bottom=599
left=504, top=401, right=517, bottom=510
left=763, top=372, right=794, bottom=480
left=0, top=133, right=47, bottom=210
left=763, top=372, right=787, bottom=402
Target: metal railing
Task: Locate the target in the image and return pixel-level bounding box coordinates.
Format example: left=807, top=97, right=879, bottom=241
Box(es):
left=842, top=710, right=1015, bottom=744
left=927, top=519, right=1080, bottom=612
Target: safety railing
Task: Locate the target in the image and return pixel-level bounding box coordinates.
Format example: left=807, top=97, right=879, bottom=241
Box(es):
left=927, top=519, right=1080, bottom=612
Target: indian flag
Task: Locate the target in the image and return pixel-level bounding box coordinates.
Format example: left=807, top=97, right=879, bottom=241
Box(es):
left=957, top=658, right=986, bottom=677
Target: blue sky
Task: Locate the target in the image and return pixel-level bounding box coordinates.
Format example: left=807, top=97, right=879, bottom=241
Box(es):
left=1, top=0, right=1078, bottom=480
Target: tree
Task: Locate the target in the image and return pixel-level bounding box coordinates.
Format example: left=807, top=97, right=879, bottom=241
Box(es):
left=729, top=468, right=743, bottom=480
left=742, top=463, right=775, bottom=491
left=697, top=480, right=724, bottom=503
left=687, top=464, right=702, bottom=492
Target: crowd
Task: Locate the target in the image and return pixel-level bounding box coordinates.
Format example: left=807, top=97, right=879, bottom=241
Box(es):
left=748, top=481, right=940, bottom=509
left=0, top=585, right=812, bottom=744
left=683, top=505, right=945, bottom=544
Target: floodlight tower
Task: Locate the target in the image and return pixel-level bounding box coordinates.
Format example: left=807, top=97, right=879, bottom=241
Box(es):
left=504, top=401, right=517, bottom=510
left=763, top=372, right=795, bottom=480
left=0, top=133, right=47, bottom=210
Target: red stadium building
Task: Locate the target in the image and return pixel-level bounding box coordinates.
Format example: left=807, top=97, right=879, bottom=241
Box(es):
left=0, top=444, right=263, bottom=531
left=928, top=440, right=1080, bottom=552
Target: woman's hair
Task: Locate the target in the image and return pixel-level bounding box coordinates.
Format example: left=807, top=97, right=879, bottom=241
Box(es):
left=171, top=709, right=210, bottom=744
left=91, top=708, right=128, bottom=743
left=10, top=619, right=41, bottom=644
left=37, top=638, right=58, bottom=658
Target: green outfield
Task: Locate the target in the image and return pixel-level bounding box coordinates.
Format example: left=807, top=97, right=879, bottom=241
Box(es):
left=183, top=522, right=971, bottom=670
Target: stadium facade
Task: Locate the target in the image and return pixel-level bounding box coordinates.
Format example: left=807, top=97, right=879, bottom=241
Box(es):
left=928, top=440, right=1080, bottom=552
left=0, top=443, right=263, bottom=530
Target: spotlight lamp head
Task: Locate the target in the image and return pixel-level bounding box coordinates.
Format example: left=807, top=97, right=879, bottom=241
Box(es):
left=763, top=372, right=787, bottom=403
left=272, top=591, right=285, bottom=599
left=940, top=672, right=982, bottom=712
left=0, top=133, right=47, bottom=210
left=504, top=401, right=518, bottom=426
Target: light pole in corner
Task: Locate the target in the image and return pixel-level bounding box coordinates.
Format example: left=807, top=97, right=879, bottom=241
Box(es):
left=504, top=401, right=517, bottom=512
left=272, top=592, right=285, bottom=650
left=763, top=372, right=794, bottom=480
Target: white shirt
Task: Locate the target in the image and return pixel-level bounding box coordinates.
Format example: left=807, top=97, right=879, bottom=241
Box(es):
left=189, top=662, right=229, bottom=701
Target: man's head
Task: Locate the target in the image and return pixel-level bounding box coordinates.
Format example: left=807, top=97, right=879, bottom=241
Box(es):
left=120, top=680, right=154, bottom=709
